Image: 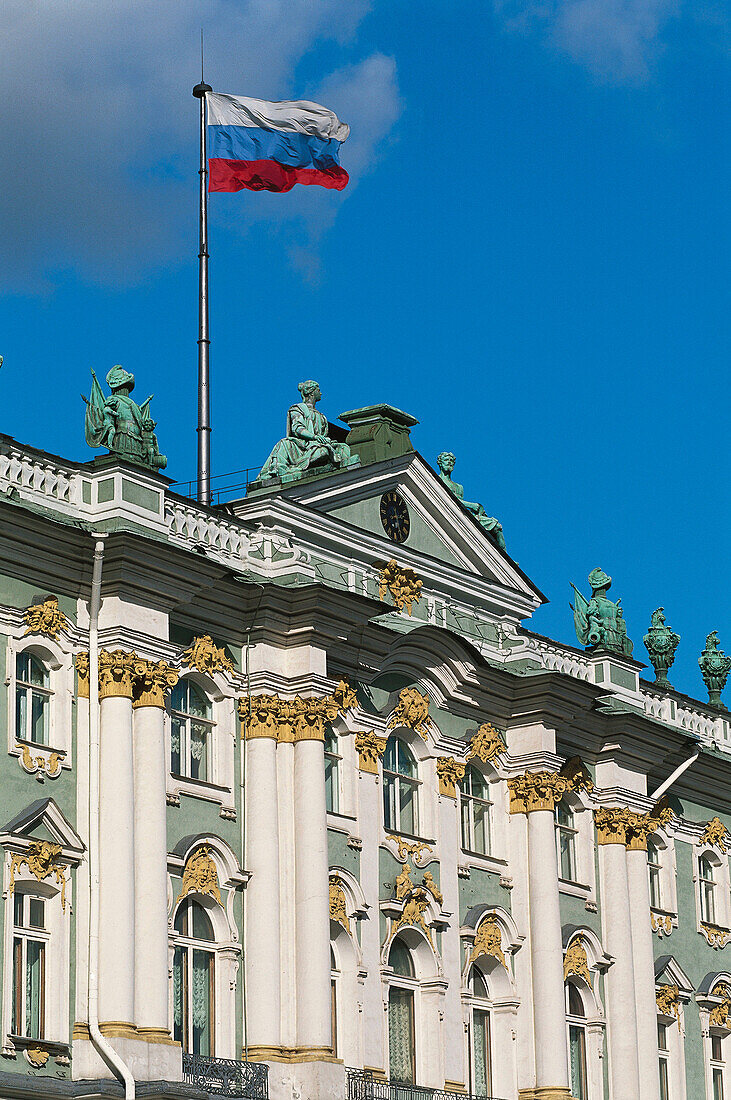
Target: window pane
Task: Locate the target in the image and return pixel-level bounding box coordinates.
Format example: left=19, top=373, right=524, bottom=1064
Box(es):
left=384, top=737, right=398, bottom=772
left=559, top=830, right=575, bottom=881
left=30, top=692, right=47, bottom=745
left=471, top=967, right=489, bottom=1000
left=659, top=1057, right=670, bottom=1100
left=384, top=776, right=397, bottom=832
left=399, top=779, right=416, bottom=835
left=191, top=902, right=215, bottom=942
left=567, top=983, right=584, bottom=1018
left=25, top=940, right=44, bottom=1038
left=17, top=652, right=31, bottom=681
left=388, top=988, right=415, bottom=1084
left=568, top=1025, right=587, bottom=1100
left=473, top=1009, right=491, bottom=1097
left=190, top=722, right=208, bottom=782
left=649, top=865, right=661, bottom=909
left=173, top=945, right=186, bottom=1047
left=473, top=799, right=489, bottom=855
left=29, top=899, right=44, bottom=929
left=390, top=939, right=414, bottom=978
left=460, top=797, right=471, bottom=850
left=192, top=950, right=213, bottom=1057
left=331, top=979, right=338, bottom=1057
left=657, top=1021, right=668, bottom=1051
left=325, top=755, right=338, bottom=814
left=713, top=1035, right=723, bottom=1061
left=714, top=1067, right=725, bottom=1100
left=171, top=716, right=183, bottom=775
left=16, top=687, right=27, bottom=741
left=14, top=893, right=23, bottom=927
left=187, top=683, right=211, bottom=719
left=396, top=740, right=416, bottom=778
left=12, top=938, right=22, bottom=1036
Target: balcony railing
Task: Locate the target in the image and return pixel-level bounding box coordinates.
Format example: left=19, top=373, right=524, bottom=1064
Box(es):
left=182, top=1053, right=269, bottom=1099
left=347, top=1068, right=505, bottom=1100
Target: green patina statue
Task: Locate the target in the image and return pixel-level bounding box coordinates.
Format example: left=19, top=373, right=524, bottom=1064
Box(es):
left=699, top=632, right=731, bottom=709
left=83, top=366, right=166, bottom=471
left=259, top=380, right=357, bottom=483
left=571, top=568, right=633, bottom=657
left=643, top=608, right=680, bottom=688
left=436, top=452, right=506, bottom=550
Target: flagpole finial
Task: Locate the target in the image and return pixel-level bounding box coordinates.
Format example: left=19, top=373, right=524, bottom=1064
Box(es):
left=193, top=82, right=212, bottom=98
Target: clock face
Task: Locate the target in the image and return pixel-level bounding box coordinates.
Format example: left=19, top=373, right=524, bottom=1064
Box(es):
left=380, top=491, right=410, bottom=543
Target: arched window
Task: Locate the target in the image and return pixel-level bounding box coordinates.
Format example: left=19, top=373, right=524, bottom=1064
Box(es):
left=460, top=766, right=492, bottom=856
left=324, top=729, right=340, bottom=814
left=173, top=900, right=215, bottom=1056
left=15, top=653, right=51, bottom=746
left=565, top=981, right=588, bottom=1100
left=12, top=891, right=48, bottom=1039
left=383, top=737, right=419, bottom=835
left=648, top=837, right=662, bottom=909
left=468, top=966, right=493, bottom=1098
left=388, top=937, right=415, bottom=1084
left=555, top=799, right=578, bottom=882
left=170, top=680, right=213, bottom=782
left=699, top=855, right=717, bottom=924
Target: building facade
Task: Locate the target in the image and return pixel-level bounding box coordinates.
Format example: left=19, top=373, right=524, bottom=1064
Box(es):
left=2, top=400, right=731, bottom=1100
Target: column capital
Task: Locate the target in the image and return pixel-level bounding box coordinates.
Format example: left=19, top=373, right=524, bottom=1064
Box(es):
left=99, top=649, right=139, bottom=700
left=75, top=652, right=90, bottom=699
left=354, top=731, right=387, bottom=773
left=238, top=693, right=346, bottom=742
left=132, top=659, right=179, bottom=709
left=595, top=806, right=666, bottom=849
left=508, top=771, right=570, bottom=814
left=436, top=756, right=466, bottom=798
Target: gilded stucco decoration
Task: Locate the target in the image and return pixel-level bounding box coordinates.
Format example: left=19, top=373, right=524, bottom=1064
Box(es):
left=701, top=817, right=730, bottom=854
left=563, top=935, right=592, bottom=987
left=656, top=984, right=681, bottom=1020
left=132, top=658, right=179, bottom=709
left=98, top=648, right=138, bottom=700
left=467, top=723, right=506, bottom=765
left=329, top=875, right=351, bottom=934
left=177, top=845, right=222, bottom=906
left=508, top=771, right=571, bottom=815
left=387, top=687, right=431, bottom=739
left=560, top=757, right=594, bottom=795
left=18, top=743, right=62, bottom=780
left=75, top=651, right=90, bottom=698
left=700, top=922, right=730, bottom=950
left=354, top=731, right=388, bottom=774
left=9, top=841, right=68, bottom=911
left=389, top=887, right=435, bottom=951
left=23, top=595, right=67, bottom=640
left=25, top=1046, right=51, bottom=1068
left=388, top=835, right=433, bottom=867
left=332, top=678, right=358, bottom=714
left=593, top=807, right=661, bottom=849
left=238, top=693, right=342, bottom=742
left=651, top=913, right=673, bottom=937
left=710, top=983, right=731, bottom=1029
left=395, top=863, right=414, bottom=900
left=378, top=559, right=423, bottom=615
left=436, top=756, right=466, bottom=798
left=422, top=871, right=443, bottom=906
left=467, top=915, right=506, bottom=971
left=180, top=635, right=235, bottom=677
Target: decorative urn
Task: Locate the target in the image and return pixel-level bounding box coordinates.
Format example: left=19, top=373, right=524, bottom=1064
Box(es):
left=643, top=608, right=680, bottom=689
left=699, top=632, right=731, bottom=709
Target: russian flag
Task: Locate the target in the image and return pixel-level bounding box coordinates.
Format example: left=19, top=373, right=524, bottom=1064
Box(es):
left=206, top=92, right=349, bottom=194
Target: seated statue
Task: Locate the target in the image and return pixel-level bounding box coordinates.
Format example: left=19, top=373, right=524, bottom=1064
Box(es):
left=259, top=380, right=357, bottom=482
left=82, top=365, right=166, bottom=471
left=436, top=451, right=506, bottom=550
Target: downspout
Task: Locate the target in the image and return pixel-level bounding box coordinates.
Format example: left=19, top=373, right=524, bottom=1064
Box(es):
left=87, top=535, right=136, bottom=1098
left=651, top=749, right=700, bottom=801
left=241, top=580, right=264, bottom=1062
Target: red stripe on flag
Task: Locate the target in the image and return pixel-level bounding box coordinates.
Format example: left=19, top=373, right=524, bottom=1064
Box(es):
left=209, top=158, right=349, bottom=193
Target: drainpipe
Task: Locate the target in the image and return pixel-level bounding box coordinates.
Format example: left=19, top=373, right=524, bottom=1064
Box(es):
left=87, top=535, right=136, bottom=1099
left=651, top=750, right=700, bottom=801
left=241, top=580, right=264, bottom=1063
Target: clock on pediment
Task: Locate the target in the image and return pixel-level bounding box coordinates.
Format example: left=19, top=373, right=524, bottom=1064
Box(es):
left=380, top=490, right=410, bottom=543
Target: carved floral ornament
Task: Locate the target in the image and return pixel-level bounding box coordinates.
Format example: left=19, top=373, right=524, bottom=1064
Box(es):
left=710, top=983, right=731, bottom=1029
left=177, top=845, right=222, bottom=906
left=436, top=756, right=466, bottom=798
left=354, top=731, right=388, bottom=773
left=467, top=915, right=506, bottom=971
left=467, top=723, right=506, bottom=765
left=73, top=649, right=178, bottom=708
left=387, top=835, right=433, bottom=867
left=180, top=635, right=235, bottom=677
left=701, top=923, right=730, bottom=950
left=701, top=817, right=730, bottom=854
left=563, top=934, right=592, bottom=987
left=18, top=742, right=63, bottom=780
left=238, top=680, right=356, bottom=743
left=25, top=1046, right=51, bottom=1067
left=651, top=913, right=673, bottom=937
left=378, top=559, right=423, bottom=615
left=23, top=595, right=68, bottom=640
left=656, top=984, right=681, bottom=1021
left=593, top=805, right=672, bottom=849
left=388, top=687, right=431, bottom=739
left=9, top=841, right=68, bottom=911
left=329, top=875, right=351, bottom=934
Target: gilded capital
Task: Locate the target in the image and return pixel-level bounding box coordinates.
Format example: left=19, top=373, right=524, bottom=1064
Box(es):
left=238, top=693, right=340, bottom=742
left=75, top=651, right=90, bottom=699
left=594, top=806, right=634, bottom=845
left=132, top=659, right=179, bottom=709
left=98, top=648, right=138, bottom=699
left=436, top=756, right=466, bottom=798
left=508, top=771, right=570, bottom=814
left=354, top=731, right=388, bottom=774
left=624, top=811, right=660, bottom=851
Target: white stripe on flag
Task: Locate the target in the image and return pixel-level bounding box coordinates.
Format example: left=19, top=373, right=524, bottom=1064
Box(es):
left=206, top=92, right=349, bottom=143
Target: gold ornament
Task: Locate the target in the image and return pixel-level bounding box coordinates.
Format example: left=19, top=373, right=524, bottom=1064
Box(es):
left=10, top=841, right=68, bottom=911
left=436, top=756, right=466, bottom=798
left=467, top=723, right=505, bottom=764
left=329, top=875, right=351, bottom=934
left=354, top=731, right=388, bottom=773
left=563, top=934, right=592, bottom=987
left=421, top=871, right=443, bottom=906
left=98, top=649, right=138, bottom=700
left=23, top=595, right=67, bottom=640
left=700, top=922, right=730, bottom=949
left=395, top=863, right=414, bottom=900
left=710, top=983, right=731, bottom=1028
left=388, top=835, right=433, bottom=866
left=378, top=560, right=423, bottom=615
left=508, top=771, right=571, bottom=814
left=332, top=678, right=358, bottom=714
left=651, top=913, right=673, bottom=936
left=656, top=984, right=681, bottom=1020
left=388, top=687, right=431, bottom=739
left=177, top=845, right=222, bottom=905
left=389, top=888, right=434, bottom=951
left=75, top=651, right=90, bottom=698
left=701, top=817, right=730, bottom=854
left=467, top=915, right=506, bottom=970
left=181, top=635, right=235, bottom=677
left=26, top=1046, right=50, bottom=1067
left=238, top=693, right=339, bottom=742
left=132, top=658, right=179, bottom=708
left=560, top=757, right=594, bottom=794
left=18, top=743, right=62, bottom=779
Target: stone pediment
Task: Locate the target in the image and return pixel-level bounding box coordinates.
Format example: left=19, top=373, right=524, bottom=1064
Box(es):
left=0, top=797, right=85, bottom=857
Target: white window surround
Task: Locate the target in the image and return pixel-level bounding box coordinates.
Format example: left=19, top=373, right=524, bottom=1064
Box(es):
left=562, top=976, right=605, bottom=1100
left=656, top=1003, right=687, bottom=1100
left=648, top=832, right=679, bottom=928
left=458, top=762, right=508, bottom=865
left=556, top=794, right=597, bottom=903
left=381, top=727, right=436, bottom=844
left=693, top=846, right=731, bottom=938
left=165, top=670, right=237, bottom=815
left=702, top=1024, right=731, bottom=1100
left=5, top=638, right=73, bottom=769
left=381, top=928, right=445, bottom=1089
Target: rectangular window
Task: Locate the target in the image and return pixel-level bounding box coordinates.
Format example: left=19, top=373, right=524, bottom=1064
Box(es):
left=568, top=1025, right=587, bottom=1100
left=714, top=1067, right=725, bottom=1100
left=658, top=1057, right=669, bottom=1100
left=472, top=1008, right=492, bottom=1097
left=11, top=895, right=47, bottom=1040
left=388, top=987, right=415, bottom=1084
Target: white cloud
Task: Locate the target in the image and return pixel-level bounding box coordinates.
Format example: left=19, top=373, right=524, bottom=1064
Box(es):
left=494, top=0, right=681, bottom=81
left=0, top=0, right=400, bottom=291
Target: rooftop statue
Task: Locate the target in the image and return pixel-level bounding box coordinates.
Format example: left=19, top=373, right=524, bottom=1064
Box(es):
left=436, top=452, right=506, bottom=550
left=699, top=632, right=731, bottom=709
left=82, top=365, right=166, bottom=471
left=644, top=608, right=680, bottom=689
left=259, top=380, right=357, bottom=483
left=571, top=567, right=633, bottom=657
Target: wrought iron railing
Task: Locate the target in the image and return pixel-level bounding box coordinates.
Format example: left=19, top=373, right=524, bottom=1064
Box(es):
left=347, top=1068, right=505, bottom=1100
left=182, top=1053, right=269, bottom=1099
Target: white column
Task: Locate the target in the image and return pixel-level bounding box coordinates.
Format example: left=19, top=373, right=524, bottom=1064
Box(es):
left=357, top=738, right=388, bottom=1076
left=245, top=733, right=282, bottom=1055
left=74, top=664, right=91, bottom=1025
left=132, top=666, right=175, bottom=1038
left=599, top=832, right=641, bottom=1099
left=438, top=777, right=465, bottom=1092
left=526, top=807, right=571, bottom=1097
left=627, top=842, right=661, bottom=1100
left=294, top=735, right=332, bottom=1054
left=98, top=684, right=136, bottom=1026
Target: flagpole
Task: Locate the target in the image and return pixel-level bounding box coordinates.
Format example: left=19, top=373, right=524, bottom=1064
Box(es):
left=193, top=73, right=212, bottom=505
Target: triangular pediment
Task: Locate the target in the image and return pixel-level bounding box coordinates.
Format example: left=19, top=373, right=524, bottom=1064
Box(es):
left=1, top=797, right=84, bottom=857
left=252, top=452, right=544, bottom=605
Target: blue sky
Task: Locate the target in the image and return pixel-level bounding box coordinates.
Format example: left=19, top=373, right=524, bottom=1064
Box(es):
left=1, top=0, right=729, bottom=701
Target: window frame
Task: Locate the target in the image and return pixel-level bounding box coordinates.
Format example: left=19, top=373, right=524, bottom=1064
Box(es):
left=324, top=728, right=341, bottom=816
left=387, top=936, right=418, bottom=1086
left=165, top=671, right=237, bottom=815
left=172, top=898, right=217, bottom=1057
left=169, top=679, right=215, bottom=784
left=11, top=893, right=48, bottom=1041
left=15, top=653, right=52, bottom=748
left=565, top=980, right=589, bottom=1100
left=555, top=798, right=579, bottom=884
left=383, top=736, right=421, bottom=837
left=460, top=765, right=493, bottom=857
left=6, top=639, right=73, bottom=768
left=467, top=965, right=493, bottom=1098
left=710, top=1031, right=727, bottom=1100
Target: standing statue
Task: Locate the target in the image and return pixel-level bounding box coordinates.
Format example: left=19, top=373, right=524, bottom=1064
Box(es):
left=699, top=632, right=731, bottom=709
left=82, top=365, right=166, bottom=471
left=571, top=568, right=633, bottom=657
left=436, top=452, right=506, bottom=550
left=259, top=380, right=357, bottom=483
left=644, top=608, right=680, bottom=688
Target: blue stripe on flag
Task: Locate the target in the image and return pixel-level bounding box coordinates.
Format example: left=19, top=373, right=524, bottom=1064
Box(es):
left=207, top=124, right=343, bottom=171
